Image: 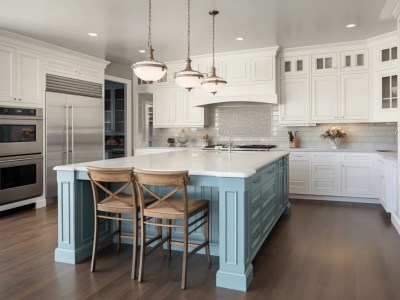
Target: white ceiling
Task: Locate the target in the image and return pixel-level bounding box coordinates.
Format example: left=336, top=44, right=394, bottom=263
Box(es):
left=0, top=0, right=395, bottom=65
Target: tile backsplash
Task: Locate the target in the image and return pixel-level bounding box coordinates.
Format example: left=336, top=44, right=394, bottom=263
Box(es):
left=152, top=104, right=398, bottom=150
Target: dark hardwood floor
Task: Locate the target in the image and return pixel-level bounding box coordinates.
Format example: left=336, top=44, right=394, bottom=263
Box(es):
left=1, top=199, right=400, bottom=300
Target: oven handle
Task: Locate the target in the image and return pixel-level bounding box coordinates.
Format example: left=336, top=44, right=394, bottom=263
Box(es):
left=0, top=156, right=43, bottom=164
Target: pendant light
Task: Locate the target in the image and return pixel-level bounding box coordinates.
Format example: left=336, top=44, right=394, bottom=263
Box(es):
left=132, top=0, right=167, bottom=83
left=175, top=0, right=204, bottom=91
left=202, top=10, right=227, bottom=95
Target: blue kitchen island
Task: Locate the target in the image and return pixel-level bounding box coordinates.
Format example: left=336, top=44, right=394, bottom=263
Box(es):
left=54, top=150, right=290, bottom=291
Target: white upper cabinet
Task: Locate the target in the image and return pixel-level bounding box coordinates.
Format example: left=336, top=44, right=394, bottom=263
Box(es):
left=280, top=55, right=308, bottom=77
left=0, top=45, right=42, bottom=105
left=340, top=49, right=368, bottom=72
left=279, top=77, right=309, bottom=124
left=16, top=49, right=42, bottom=105
left=311, top=75, right=338, bottom=121
left=311, top=52, right=337, bottom=74
left=0, top=44, right=16, bottom=102
left=340, top=73, right=369, bottom=120
left=153, top=87, right=207, bottom=128
left=45, top=56, right=104, bottom=83
left=375, top=44, right=397, bottom=70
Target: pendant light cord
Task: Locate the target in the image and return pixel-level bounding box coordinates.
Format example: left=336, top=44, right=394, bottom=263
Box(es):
left=212, top=12, right=215, bottom=69
left=187, top=0, right=191, bottom=60
left=148, top=0, right=152, bottom=49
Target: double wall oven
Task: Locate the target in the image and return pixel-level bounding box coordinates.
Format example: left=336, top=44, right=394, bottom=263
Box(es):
left=0, top=107, right=43, bottom=206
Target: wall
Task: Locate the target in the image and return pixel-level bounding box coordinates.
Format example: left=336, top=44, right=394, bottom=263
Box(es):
left=152, top=104, right=397, bottom=150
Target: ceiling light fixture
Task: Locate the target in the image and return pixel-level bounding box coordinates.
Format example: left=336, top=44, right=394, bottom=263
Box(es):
left=88, top=33, right=98, bottom=37
left=132, top=0, right=167, bottom=83
left=346, top=23, right=356, bottom=28
left=175, top=0, right=204, bottom=91
left=236, top=37, right=244, bottom=41
left=202, top=10, right=227, bottom=95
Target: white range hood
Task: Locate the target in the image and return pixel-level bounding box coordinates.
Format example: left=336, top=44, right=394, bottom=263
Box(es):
left=190, top=47, right=279, bottom=107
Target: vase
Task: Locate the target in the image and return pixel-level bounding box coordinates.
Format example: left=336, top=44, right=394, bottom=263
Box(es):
left=329, top=138, right=341, bottom=149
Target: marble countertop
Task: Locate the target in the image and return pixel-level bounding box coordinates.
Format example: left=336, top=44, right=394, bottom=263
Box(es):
left=54, top=150, right=290, bottom=178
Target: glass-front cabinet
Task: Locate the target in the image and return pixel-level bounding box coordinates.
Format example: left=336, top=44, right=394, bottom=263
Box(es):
left=340, top=49, right=368, bottom=72
left=280, top=55, right=308, bottom=77
left=311, top=52, right=337, bottom=74
left=381, top=73, right=397, bottom=110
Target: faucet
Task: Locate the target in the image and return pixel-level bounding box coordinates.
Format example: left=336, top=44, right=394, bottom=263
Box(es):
left=218, top=126, right=231, bottom=153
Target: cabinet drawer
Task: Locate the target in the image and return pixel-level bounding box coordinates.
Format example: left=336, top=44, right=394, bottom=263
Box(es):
left=261, top=181, right=277, bottom=211
left=341, top=153, right=374, bottom=162
left=249, top=173, right=262, bottom=190
left=289, top=152, right=309, bottom=160
left=249, top=190, right=261, bottom=225
left=261, top=200, right=276, bottom=235
left=310, top=152, right=339, bottom=162
left=262, top=163, right=277, bottom=184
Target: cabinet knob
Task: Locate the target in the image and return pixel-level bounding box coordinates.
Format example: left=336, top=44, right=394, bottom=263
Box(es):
left=19, top=98, right=21, bottom=101
left=14, top=98, right=16, bottom=100
left=342, top=116, right=344, bottom=119
left=282, top=117, right=285, bottom=120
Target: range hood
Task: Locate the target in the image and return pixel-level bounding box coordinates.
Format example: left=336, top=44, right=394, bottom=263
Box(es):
left=192, top=82, right=278, bottom=107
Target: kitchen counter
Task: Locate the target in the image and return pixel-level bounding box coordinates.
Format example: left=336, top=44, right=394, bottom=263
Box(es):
left=54, top=150, right=290, bottom=292
left=55, top=150, right=289, bottom=178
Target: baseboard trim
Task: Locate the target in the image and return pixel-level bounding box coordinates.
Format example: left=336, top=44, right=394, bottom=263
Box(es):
left=290, top=194, right=379, bottom=204
left=392, top=213, right=400, bottom=235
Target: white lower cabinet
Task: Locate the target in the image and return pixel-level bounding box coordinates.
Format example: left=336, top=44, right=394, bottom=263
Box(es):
left=289, top=151, right=379, bottom=201
left=310, top=153, right=340, bottom=195
left=288, top=152, right=309, bottom=194
left=377, top=157, right=397, bottom=213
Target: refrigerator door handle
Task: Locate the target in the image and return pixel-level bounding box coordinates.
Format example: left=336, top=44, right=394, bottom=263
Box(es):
left=65, top=105, right=69, bottom=165
left=71, top=105, right=74, bottom=164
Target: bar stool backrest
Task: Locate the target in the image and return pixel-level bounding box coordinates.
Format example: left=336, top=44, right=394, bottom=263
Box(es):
left=87, top=166, right=136, bottom=208
left=134, top=169, right=190, bottom=215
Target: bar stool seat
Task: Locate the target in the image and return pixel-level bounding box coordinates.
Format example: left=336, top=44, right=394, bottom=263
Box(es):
left=143, top=198, right=209, bottom=219
left=98, top=194, right=154, bottom=213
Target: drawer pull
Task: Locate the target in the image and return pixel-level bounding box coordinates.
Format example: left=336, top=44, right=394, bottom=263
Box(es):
left=252, top=177, right=261, bottom=183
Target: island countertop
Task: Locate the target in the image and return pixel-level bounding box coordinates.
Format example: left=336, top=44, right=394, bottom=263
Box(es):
left=54, top=150, right=289, bottom=178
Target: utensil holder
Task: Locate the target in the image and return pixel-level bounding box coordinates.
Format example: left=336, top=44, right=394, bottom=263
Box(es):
left=289, top=138, right=299, bottom=148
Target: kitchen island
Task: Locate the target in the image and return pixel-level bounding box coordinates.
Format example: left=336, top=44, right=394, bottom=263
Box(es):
left=54, top=150, right=290, bottom=291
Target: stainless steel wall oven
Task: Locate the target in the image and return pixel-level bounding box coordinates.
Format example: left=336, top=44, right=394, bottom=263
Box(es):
left=0, top=107, right=43, bottom=205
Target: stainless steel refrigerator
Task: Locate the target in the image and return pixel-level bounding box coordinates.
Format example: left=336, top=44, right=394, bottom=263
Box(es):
left=46, top=91, right=103, bottom=199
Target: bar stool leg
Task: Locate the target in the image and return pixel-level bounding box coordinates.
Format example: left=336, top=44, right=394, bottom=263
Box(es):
left=204, top=209, right=211, bottom=267
left=91, top=215, right=99, bottom=272
left=131, top=212, right=138, bottom=279
left=138, top=216, right=146, bottom=282
left=181, top=218, right=189, bottom=290
left=156, top=218, right=164, bottom=257
left=117, top=213, right=121, bottom=253
left=167, top=219, right=172, bottom=261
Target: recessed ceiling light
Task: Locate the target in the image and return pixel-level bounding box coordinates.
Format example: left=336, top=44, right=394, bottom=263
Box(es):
left=138, top=50, right=146, bottom=53
left=88, top=32, right=98, bottom=37
left=346, top=24, right=356, bottom=28
left=236, top=37, right=244, bottom=41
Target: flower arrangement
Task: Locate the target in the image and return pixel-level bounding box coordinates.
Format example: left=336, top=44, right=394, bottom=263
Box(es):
left=320, top=126, right=347, bottom=140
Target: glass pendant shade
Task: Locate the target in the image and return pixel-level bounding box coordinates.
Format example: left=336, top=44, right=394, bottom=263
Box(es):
left=175, top=59, right=204, bottom=91
left=201, top=67, right=227, bottom=95
left=133, top=48, right=167, bottom=83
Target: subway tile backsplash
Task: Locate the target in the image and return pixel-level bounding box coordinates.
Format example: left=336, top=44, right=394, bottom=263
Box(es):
left=152, top=104, right=397, bottom=150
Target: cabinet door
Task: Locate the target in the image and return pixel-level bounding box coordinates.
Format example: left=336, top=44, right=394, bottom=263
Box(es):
left=340, top=50, right=368, bottom=72
left=341, top=163, right=374, bottom=197
left=311, top=53, right=337, bottom=74
left=311, top=76, right=338, bottom=121
left=183, top=93, right=204, bottom=125
left=340, top=73, right=369, bottom=120
left=310, top=153, right=340, bottom=195
left=172, top=88, right=184, bottom=124
left=153, top=89, right=171, bottom=126
left=0, top=44, right=16, bottom=102
left=280, top=55, right=308, bottom=77
left=289, top=160, right=309, bottom=194
left=376, top=44, right=398, bottom=70
left=279, top=77, right=309, bottom=123
left=16, top=49, right=42, bottom=104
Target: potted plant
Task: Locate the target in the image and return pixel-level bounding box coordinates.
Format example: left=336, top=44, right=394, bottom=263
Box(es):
left=320, top=126, right=347, bottom=149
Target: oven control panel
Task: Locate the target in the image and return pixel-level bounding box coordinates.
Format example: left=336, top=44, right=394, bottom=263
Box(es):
left=0, top=107, right=43, bottom=118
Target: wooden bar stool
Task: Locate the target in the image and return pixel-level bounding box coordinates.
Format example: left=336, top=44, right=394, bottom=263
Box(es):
left=134, top=169, right=211, bottom=290
left=87, top=166, right=160, bottom=279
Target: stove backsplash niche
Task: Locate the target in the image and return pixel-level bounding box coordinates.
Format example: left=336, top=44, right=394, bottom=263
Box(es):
left=151, top=104, right=397, bottom=150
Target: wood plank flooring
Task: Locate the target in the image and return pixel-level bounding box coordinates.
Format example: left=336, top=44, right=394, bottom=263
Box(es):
left=1, top=199, right=400, bottom=300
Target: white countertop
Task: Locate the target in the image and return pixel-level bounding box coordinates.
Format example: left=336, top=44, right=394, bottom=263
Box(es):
left=54, top=150, right=290, bottom=178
